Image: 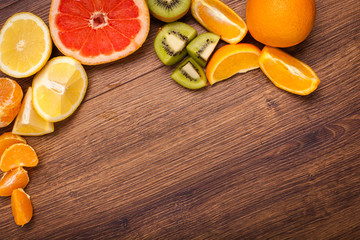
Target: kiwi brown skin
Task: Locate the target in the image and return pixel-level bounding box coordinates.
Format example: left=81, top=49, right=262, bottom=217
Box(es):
left=147, top=0, right=191, bottom=22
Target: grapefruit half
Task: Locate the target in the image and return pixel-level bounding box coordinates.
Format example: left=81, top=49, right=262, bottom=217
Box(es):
left=49, top=0, right=150, bottom=65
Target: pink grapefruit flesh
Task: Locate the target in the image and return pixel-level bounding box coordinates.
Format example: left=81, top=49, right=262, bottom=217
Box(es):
left=49, top=0, right=150, bottom=65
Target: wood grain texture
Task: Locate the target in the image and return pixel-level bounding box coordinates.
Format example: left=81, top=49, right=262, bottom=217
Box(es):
left=0, top=0, right=359, bottom=239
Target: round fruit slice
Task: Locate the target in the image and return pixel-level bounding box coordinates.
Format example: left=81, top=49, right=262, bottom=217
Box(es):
left=12, top=87, right=54, bottom=136
left=0, top=78, right=23, bottom=127
left=259, top=46, right=320, bottom=95
left=206, top=43, right=261, bottom=85
left=0, top=12, right=52, bottom=78
left=191, top=0, right=248, bottom=44
left=49, top=0, right=150, bottom=65
left=32, top=56, right=88, bottom=122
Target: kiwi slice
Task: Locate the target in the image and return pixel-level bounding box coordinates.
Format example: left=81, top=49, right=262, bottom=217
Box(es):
left=154, top=22, right=197, bottom=66
left=186, top=33, right=220, bottom=67
left=147, top=0, right=191, bottom=22
left=171, top=57, right=207, bottom=89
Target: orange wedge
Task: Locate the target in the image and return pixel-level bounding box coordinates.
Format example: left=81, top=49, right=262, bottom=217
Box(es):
left=259, top=46, right=320, bottom=95
left=11, top=188, right=33, bottom=226
left=0, top=143, right=38, bottom=172
left=0, top=167, right=29, bottom=196
left=191, top=0, right=248, bottom=44
left=206, top=43, right=261, bottom=85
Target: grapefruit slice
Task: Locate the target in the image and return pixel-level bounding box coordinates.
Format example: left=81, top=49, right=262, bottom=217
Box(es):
left=49, top=0, right=150, bottom=65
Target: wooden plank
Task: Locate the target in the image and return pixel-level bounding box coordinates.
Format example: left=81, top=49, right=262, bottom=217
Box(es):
left=0, top=0, right=359, bottom=239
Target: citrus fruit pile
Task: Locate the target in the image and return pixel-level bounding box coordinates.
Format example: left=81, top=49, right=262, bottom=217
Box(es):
left=0, top=0, right=151, bottom=226
left=0, top=0, right=323, bottom=227
left=0, top=132, right=39, bottom=226
left=150, top=0, right=320, bottom=95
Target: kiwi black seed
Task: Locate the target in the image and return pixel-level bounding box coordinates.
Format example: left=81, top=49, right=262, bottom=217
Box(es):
left=154, top=22, right=197, bottom=65
left=171, top=57, right=207, bottom=90
left=186, top=32, right=220, bottom=67
left=146, top=0, right=191, bottom=22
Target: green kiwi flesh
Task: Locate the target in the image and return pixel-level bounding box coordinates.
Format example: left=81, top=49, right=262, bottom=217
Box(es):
left=154, top=22, right=197, bottom=66
left=186, top=32, right=220, bottom=67
left=146, top=0, right=191, bottom=22
left=171, top=58, right=207, bottom=89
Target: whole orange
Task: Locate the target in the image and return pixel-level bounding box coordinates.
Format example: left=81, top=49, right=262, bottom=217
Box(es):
left=246, top=0, right=316, bottom=48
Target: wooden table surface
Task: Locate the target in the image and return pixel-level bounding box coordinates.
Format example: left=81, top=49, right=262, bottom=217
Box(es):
left=0, top=0, right=359, bottom=239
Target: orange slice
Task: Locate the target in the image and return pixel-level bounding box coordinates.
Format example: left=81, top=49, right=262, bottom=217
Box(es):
left=259, top=46, right=320, bottom=95
left=11, top=188, right=33, bottom=226
left=0, top=167, right=29, bottom=196
left=191, top=0, right=248, bottom=44
left=206, top=43, right=261, bottom=85
left=49, top=0, right=150, bottom=65
left=0, top=78, right=23, bottom=128
left=0, top=143, right=38, bottom=172
left=0, top=132, right=26, bottom=157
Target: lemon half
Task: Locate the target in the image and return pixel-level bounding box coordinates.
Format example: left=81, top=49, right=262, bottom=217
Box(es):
left=32, top=56, right=88, bottom=122
left=0, top=12, right=52, bottom=78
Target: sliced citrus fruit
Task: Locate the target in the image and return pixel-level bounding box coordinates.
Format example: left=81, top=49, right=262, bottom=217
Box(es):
left=206, top=43, right=261, bottom=85
left=0, top=143, right=38, bottom=172
left=0, top=12, right=52, bottom=78
left=0, top=167, right=29, bottom=196
left=11, top=188, right=33, bottom=226
left=49, top=0, right=150, bottom=65
left=0, top=78, right=23, bottom=127
left=191, top=0, right=248, bottom=44
left=0, top=132, right=26, bottom=157
left=259, top=46, right=320, bottom=95
left=12, top=87, right=54, bottom=136
left=32, top=56, right=88, bottom=122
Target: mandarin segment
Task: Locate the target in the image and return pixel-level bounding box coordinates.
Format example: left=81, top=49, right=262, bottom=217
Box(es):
left=0, top=167, right=29, bottom=196
left=0, top=78, right=23, bottom=128
left=11, top=188, right=33, bottom=226
left=0, top=132, right=26, bottom=157
left=258, top=46, right=320, bottom=95
left=0, top=143, right=38, bottom=172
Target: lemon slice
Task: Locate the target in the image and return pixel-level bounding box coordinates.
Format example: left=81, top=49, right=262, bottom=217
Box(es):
left=32, top=56, right=88, bottom=122
left=12, top=87, right=54, bottom=136
left=0, top=12, right=52, bottom=78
